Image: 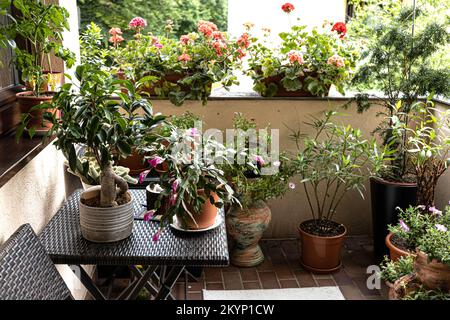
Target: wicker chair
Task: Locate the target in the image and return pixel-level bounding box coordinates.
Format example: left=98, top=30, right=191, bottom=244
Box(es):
left=0, top=224, right=73, bottom=300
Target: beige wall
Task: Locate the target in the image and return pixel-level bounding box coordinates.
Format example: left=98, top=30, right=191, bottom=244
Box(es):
left=152, top=98, right=450, bottom=238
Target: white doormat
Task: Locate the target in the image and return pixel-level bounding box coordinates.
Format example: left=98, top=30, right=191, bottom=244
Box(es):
left=203, top=287, right=345, bottom=300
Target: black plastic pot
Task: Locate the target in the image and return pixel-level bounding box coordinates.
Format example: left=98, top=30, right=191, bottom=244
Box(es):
left=370, top=177, right=417, bottom=262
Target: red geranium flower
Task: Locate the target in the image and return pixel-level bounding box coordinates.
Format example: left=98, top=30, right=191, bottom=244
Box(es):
left=281, top=3, right=295, bottom=13
left=331, top=22, right=347, bottom=38
left=237, top=33, right=250, bottom=49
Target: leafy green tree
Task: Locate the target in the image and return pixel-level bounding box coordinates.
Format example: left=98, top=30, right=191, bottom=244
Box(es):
left=77, top=0, right=228, bottom=38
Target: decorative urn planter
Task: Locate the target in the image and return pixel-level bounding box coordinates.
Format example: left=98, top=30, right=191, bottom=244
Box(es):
left=79, top=186, right=134, bottom=243
left=298, top=220, right=347, bottom=274
left=414, top=250, right=450, bottom=291
left=226, top=200, right=271, bottom=267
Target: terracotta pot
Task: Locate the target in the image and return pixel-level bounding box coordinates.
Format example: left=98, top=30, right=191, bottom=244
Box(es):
left=414, top=250, right=450, bottom=291
left=16, top=91, right=56, bottom=134
left=298, top=220, right=347, bottom=273
left=117, top=149, right=149, bottom=176
left=79, top=186, right=134, bottom=243
left=226, top=200, right=272, bottom=267
left=259, top=72, right=330, bottom=97
left=179, top=190, right=219, bottom=230
left=385, top=233, right=411, bottom=261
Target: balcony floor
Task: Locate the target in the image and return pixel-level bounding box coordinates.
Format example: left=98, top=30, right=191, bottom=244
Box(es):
left=94, top=236, right=388, bottom=300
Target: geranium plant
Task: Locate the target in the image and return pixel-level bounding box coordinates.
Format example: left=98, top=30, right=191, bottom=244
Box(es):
left=243, top=11, right=357, bottom=97
left=108, top=18, right=243, bottom=106
left=0, top=0, right=75, bottom=96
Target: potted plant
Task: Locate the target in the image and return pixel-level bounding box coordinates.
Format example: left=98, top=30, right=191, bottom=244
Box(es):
left=0, top=0, right=75, bottom=135
left=385, top=101, right=450, bottom=259
left=139, top=122, right=237, bottom=240
left=292, top=111, right=375, bottom=273
left=222, top=113, right=296, bottom=267
left=35, top=64, right=161, bottom=242
left=350, top=6, right=450, bottom=260
left=379, top=255, right=414, bottom=299
left=109, top=18, right=243, bottom=106
left=243, top=6, right=357, bottom=97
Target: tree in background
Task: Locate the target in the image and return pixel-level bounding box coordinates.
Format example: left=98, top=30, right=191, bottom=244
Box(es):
left=77, top=0, right=227, bottom=39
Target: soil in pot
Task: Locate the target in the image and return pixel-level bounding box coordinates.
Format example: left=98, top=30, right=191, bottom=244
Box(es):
left=16, top=91, right=57, bottom=134
left=298, top=219, right=347, bottom=274
left=81, top=191, right=131, bottom=207
left=385, top=233, right=412, bottom=261
left=414, top=251, right=450, bottom=291
left=226, top=200, right=271, bottom=267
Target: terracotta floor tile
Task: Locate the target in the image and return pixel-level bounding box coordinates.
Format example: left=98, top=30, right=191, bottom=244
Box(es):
left=332, top=269, right=354, bottom=286
left=204, top=268, right=222, bottom=282
left=279, top=279, right=299, bottom=288
left=243, top=281, right=262, bottom=289
left=316, top=279, right=337, bottom=287
left=274, top=264, right=294, bottom=280
left=353, top=277, right=381, bottom=296
left=258, top=271, right=280, bottom=289
left=339, top=285, right=365, bottom=300
left=239, top=268, right=259, bottom=282
left=186, top=280, right=205, bottom=291
left=188, top=292, right=203, bottom=300
left=205, top=282, right=224, bottom=290
left=294, top=270, right=317, bottom=288
left=223, top=272, right=243, bottom=290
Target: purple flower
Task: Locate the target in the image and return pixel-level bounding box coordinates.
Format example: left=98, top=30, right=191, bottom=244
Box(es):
left=139, top=170, right=150, bottom=184
left=186, top=127, right=200, bottom=137
left=289, top=182, right=296, bottom=189
left=399, top=220, right=410, bottom=232
left=171, top=180, right=179, bottom=193
left=152, top=229, right=161, bottom=242
left=435, top=224, right=448, bottom=232
left=429, top=206, right=442, bottom=216
left=143, top=210, right=155, bottom=222
left=148, top=156, right=164, bottom=168
left=417, top=205, right=426, bottom=210
left=253, top=155, right=265, bottom=166
left=154, top=42, right=163, bottom=49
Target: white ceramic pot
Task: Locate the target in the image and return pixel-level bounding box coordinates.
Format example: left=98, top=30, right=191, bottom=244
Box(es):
left=79, top=186, right=134, bottom=243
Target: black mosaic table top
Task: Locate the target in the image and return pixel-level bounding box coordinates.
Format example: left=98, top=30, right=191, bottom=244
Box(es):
left=39, top=189, right=229, bottom=267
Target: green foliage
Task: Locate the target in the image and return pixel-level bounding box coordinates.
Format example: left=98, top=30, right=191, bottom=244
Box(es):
left=28, top=64, right=164, bottom=183
left=403, top=287, right=450, bottom=300
left=222, top=113, right=296, bottom=208
left=351, top=6, right=450, bottom=182
left=0, top=0, right=75, bottom=96
left=245, top=21, right=358, bottom=97
left=80, top=22, right=109, bottom=69
left=292, top=111, right=375, bottom=224
left=77, top=0, right=228, bottom=39
left=379, top=255, right=414, bottom=284
left=418, top=225, right=450, bottom=266
left=144, top=122, right=237, bottom=228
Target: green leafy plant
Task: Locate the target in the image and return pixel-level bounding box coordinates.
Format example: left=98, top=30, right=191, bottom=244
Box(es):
left=80, top=22, right=109, bottom=70
left=0, top=0, right=75, bottom=96
left=379, top=255, right=414, bottom=284
left=244, top=18, right=358, bottom=97
left=34, top=64, right=163, bottom=207
left=222, top=113, right=296, bottom=208
left=403, top=287, right=450, bottom=300
left=351, top=6, right=450, bottom=183
left=292, top=111, right=375, bottom=235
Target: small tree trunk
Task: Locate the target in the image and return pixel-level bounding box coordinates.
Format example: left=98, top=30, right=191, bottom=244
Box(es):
left=100, top=162, right=129, bottom=207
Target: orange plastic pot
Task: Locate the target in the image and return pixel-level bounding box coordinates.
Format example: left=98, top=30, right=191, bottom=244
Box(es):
left=385, top=233, right=411, bottom=261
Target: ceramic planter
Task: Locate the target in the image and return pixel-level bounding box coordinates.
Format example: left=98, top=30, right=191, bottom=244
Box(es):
left=298, top=220, right=347, bottom=273
left=414, top=250, right=450, bottom=291
left=370, top=177, right=417, bottom=261
left=385, top=233, right=411, bottom=261
left=16, top=91, right=56, bottom=134
left=178, top=190, right=219, bottom=230
left=79, top=186, right=134, bottom=243
left=226, top=200, right=271, bottom=267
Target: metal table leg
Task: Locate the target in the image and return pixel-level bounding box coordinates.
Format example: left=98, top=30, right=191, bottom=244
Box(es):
left=154, top=266, right=185, bottom=300
left=70, top=264, right=106, bottom=300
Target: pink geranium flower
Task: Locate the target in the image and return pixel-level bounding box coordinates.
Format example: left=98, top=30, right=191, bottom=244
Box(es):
left=327, top=55, right=345, bottom=68
left=129, top=17, right=147, bottom=30
left=178, top=53, right=191, bottom=63
left=180, top=35, right=190, bottom=45
left=197, top=20, right=217, bottom=37
left=148, top=156, right=164, bottom=168
left=288, top=51, right=304, bottom=64
left=108, top=27, right=124, bottom=47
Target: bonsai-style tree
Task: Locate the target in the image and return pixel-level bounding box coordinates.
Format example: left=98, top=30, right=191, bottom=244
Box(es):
left=0, top=0, right=75, bottom=96
left=351, top=6, right=450, bottom=182
left=41, top=64, right=164, bottom=206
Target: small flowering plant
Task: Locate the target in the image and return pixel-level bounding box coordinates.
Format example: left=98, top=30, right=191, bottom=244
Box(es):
left=140, top=122, right=238, bottom=234
left=108, top=18, right=243, bottom=106
left=221, top=113, right=296, bottom=209
left=244, top=17, right=358, bottom=97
